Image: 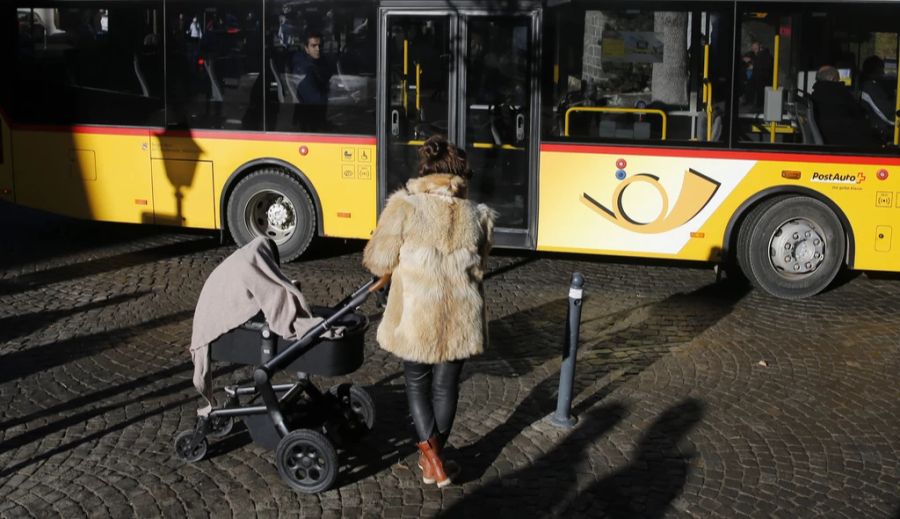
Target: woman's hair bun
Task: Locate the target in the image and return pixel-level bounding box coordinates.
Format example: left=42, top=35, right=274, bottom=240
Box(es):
left=416, top=134, right=470, bottom=179
left=422, top=135, right=447, bottom=160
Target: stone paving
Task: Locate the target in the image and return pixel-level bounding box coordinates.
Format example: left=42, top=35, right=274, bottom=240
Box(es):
left=0, top=201, right=898, bottom=518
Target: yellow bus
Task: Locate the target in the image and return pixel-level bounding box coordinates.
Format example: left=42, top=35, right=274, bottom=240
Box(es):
left=2, top=0, right=898, bottom=299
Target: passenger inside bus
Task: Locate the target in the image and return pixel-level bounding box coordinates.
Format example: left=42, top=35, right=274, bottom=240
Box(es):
left=742, top=40, right=773, bottom=111
left=291, top=31, right=332, bottom=132
left=859, top=55, right=897, bottom=138
left=811, top=65, right=880, bottom=147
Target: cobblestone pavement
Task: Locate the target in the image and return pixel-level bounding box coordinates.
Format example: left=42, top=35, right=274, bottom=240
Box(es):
left=1, top=201, right=898, bottom=518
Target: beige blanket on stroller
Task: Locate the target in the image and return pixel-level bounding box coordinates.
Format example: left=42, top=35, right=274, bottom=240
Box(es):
left=191, top=237, right=322, bottom=415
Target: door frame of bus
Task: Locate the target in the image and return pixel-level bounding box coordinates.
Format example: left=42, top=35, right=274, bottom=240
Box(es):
left=376, top=2, right=543, bottom=250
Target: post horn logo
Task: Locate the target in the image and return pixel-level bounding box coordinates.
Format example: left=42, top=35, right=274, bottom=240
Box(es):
left=582, top=168, right=720, bottom=234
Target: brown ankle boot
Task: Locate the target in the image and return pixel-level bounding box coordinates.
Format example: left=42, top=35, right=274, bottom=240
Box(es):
left=429, top=436, right=460, bottom=480
left=417, top=451, right=436, bottom=484
left=417, top=437, right=451, bottom=487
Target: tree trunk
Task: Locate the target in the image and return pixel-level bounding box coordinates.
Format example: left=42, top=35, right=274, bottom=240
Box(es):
left=651, top=12, right=688, bottom=105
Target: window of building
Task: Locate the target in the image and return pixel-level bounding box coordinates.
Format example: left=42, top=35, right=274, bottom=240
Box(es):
left=544, top=4, right=733, bottom=145
left=13, top=3, right=164, bottom=126
left=264, top=0, right=376, bottom=134
left=736, top=4, right=899, bottom=150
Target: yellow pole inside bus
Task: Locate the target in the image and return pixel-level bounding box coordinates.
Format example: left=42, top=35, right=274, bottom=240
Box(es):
left=770, top=34, right=780, bottom=143
left=403, top=39, right=409, bottom=112
left=416, top=64, right=421, bottom=113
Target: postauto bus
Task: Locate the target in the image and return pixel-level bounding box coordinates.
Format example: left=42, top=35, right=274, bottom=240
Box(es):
left=2, top=0, right=898, bottom=298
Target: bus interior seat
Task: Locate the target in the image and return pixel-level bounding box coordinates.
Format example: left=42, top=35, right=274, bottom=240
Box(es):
left=282, top=73, right=303, bottom=104
left=134, top=54, right=150, bottom=97
left=860, top=91, right=895, bottom=126
left=795, top=100, right=812, bottom=144
left=696, top=110, right=723, bottom=142
left=859, top=92, right=894, bottom=142
left=203, top=60, right=224, bottom=102
left=633, top=121, right=651, bottom=140
left=805, top=97, right=824, bottom=145
left=268, top=59, right=285, bottom=103
left=599, top=119, right=616, bottom=138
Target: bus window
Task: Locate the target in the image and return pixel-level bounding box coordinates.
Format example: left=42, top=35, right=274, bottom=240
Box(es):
left=165, top=2, right=262, bottom=130
left=13, top=3, right=163, bottom=126
left=264, top=1, right=376, bottom=135
left=544, top=5, right=733, bottom=145
left=736, top=4, right=899, bottom=150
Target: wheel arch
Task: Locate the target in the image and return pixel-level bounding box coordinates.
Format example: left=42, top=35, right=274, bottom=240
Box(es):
left=220, top=158, right=324, bottom=239
left=722, top=186, right=856, bottom=269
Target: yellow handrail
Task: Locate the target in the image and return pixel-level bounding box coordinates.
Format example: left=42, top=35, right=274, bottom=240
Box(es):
left=399, top=140, right=523, bottom=150
left=706, top=82, right=714, bottom=141
left=402, top=39, right=408, bottom=111
left=416, top=63, right=421, bottom=112
left=770, top=34, right=780, bottom=143
left=564, top=106, right=668, bottom=140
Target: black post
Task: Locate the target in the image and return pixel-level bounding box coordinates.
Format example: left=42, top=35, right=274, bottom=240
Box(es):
left=551, top=272, right=584, bottom=428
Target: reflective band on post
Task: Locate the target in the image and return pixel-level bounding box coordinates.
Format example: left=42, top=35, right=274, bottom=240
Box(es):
left=569, top=288, right=583, bottom=299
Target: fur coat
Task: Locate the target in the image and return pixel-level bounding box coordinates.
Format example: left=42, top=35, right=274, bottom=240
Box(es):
left=363, top=173, right=495, bottom=364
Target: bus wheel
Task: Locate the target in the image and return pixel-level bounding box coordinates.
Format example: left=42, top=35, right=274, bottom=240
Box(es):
left=737, top=196, right=845, bottom=299
left=227, top=169, right=316, bottom=262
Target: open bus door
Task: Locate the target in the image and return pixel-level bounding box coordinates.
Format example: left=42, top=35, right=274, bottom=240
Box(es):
left=377, top=5, right=540, bottom=248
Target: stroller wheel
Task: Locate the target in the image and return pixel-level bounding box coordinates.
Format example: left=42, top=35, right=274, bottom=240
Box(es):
left=208, top=416, right=234, bottom=439
left=174, top=430, right=208, bottom=463
left=329, top=384, right=376, bottom=433
left=275, top=429, right=339, bottom=493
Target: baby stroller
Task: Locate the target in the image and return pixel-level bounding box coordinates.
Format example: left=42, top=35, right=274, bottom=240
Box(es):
left=174, top=241, right=389, bottom=493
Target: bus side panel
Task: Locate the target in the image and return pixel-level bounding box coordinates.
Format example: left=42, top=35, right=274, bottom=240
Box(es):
left=536, top=149, right=756, bottom=261
left=12, top=129, right=153, bottom=224
left=151, top=134, right=377, bottom=237
left=537, top=149, right=900, bottom=271
left=798, top=163, right=898, bottom=273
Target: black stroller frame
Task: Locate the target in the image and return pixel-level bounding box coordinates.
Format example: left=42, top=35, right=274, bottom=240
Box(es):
left=175, top=276, right=390, bottom=493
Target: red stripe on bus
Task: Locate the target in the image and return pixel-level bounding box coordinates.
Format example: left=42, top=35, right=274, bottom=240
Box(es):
left=540, top=142, right=900, bottom=166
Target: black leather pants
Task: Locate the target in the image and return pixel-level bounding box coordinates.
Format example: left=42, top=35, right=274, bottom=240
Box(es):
left=403, top=360, right=465, bottom=443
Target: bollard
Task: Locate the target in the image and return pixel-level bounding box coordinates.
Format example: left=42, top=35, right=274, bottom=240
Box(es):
left=551, top=272, right=584, bottom=428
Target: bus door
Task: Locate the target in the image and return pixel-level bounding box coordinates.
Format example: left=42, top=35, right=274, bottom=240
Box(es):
left=379, top=10, right=539, bottom=248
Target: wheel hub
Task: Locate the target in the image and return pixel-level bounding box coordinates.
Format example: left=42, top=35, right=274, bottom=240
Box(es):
left=245, top=189, right=298, bottom=243
left=769, top=220, right=826, bottom=275
left=267, top=201, right=291, bottom=228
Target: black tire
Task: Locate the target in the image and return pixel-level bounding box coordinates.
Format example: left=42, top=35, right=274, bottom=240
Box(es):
left=329, top=383, right=376, bottom=433
left=174, top=430, right=208, bottom=463
left=275, top=429, right=339, bottom=493
left=736, top=196, right=845, bottom=299
left=226, top=168, right=316, bottom=262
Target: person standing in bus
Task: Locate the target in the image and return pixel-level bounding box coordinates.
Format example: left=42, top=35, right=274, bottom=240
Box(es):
left=362, top=135, right=495, bottom=488
left=859, top=56, right=896, bottom=135
left=747, top=41, right=772, bottom=110
left=292, top=31, right=331, bottom=132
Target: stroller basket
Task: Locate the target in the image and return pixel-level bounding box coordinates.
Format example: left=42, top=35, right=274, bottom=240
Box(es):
left=210, top=306, right=367, bottom=376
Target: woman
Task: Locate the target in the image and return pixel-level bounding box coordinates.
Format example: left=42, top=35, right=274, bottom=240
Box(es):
left=363, top=135, right=495, bottom=487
